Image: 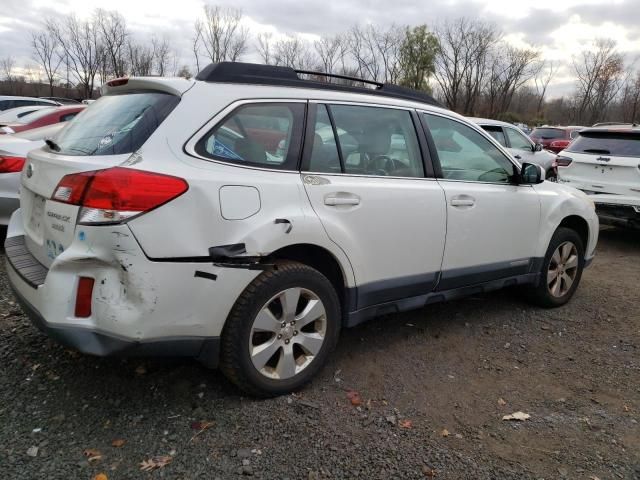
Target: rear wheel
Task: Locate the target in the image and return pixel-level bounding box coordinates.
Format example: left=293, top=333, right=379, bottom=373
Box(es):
left=525, top=227, right=585, bottom=307
left=220, top=261, right=340, bottom=397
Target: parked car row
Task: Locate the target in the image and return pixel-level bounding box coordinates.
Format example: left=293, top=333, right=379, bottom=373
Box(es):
left=0, top=124, right=65, bottom=225
left=469, top=119, right=639, bottom=230
left=556, top=125, right=640, bottom=229
left=2, top=62, right=599, bottom=397
left=0, top=95, right=81, bottom=111
left=0, top=105, right=85, bottom=135
left=469, top=118, right=557, bottom=180
left=0, top=102, right=84, bottom=226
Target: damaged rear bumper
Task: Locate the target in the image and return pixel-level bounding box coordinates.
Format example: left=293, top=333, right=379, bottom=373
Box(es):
left=3, top=208, right=260, bottom=367
left=6, top=255, right=220, bottom=365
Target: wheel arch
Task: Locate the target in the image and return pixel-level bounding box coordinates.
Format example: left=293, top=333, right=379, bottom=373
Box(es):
left=558, top=215, right=589, bottom=252
left=266, top=243, right=354, bottom=318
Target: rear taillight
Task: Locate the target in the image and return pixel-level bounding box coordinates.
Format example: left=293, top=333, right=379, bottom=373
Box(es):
left=75, top=277, right=95, bottom=317
left=550, top=140, right=570, bottom=149
left=555, top=155, right=573, bottom=167
left=0, top=155, right=26, bottom=173
left=52, top=167, right=188, bottom=225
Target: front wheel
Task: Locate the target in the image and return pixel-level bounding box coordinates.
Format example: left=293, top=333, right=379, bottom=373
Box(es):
left=525, top=227, right=585, bottom=308
left=220, top=261, right=341, bottom=397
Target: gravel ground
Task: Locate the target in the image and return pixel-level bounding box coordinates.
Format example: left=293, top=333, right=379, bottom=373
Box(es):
left=0, top=226, right=639, bottom=480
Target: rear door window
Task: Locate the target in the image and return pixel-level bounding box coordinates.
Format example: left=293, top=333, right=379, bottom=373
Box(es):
left=567, top=132, right=640, bottom=157
left=309, top=104, right=424, bottom=178
left=51, top=92, right=179, bottom=156
left=196, top=103, right=305, bottom=170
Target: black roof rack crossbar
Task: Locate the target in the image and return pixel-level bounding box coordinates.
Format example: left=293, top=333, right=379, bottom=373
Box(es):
left=195, top=62, right=443, bottom=108
left=294, top=69, right=384, bottom=88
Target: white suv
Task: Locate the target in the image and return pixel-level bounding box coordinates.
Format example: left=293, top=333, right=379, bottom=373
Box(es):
left=5, top=63, right=599, bottom=396
left=557, top=126, right=640, bottom=229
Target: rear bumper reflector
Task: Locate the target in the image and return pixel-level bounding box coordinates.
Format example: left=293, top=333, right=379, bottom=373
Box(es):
left=75, top=277, right=95, bottom=318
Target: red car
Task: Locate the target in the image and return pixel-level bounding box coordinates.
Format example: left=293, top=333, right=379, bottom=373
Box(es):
left=0, top=105, right=86, bottom=135
left=530, top=126, right=585, bottom=153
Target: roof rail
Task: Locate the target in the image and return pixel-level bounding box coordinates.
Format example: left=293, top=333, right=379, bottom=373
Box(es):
left=195, top=62, right=443, bottom=108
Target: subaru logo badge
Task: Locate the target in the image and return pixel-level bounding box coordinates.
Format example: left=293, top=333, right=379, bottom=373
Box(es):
left=26, top=163, right=34, bottom=178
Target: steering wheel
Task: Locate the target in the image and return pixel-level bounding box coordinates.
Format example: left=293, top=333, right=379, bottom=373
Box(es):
left=368, top=155, right=393, bottom=175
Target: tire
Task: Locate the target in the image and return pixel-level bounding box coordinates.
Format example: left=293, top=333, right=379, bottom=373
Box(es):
left=220, top=261, right=341, bottom=397
left=525, top=227, right=585, bottom=308
left=545, top=170, right=558, bottom=182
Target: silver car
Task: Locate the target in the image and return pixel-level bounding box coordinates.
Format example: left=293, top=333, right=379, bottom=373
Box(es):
left=469, top=117, right=557, bottom=181
left=0, top=123, right=65, bottom=225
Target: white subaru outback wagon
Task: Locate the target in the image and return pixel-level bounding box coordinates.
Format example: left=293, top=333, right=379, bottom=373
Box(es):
left=5, top=63, right=599, bottom=396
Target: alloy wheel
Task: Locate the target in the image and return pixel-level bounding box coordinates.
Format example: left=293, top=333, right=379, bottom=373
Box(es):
left=547, top=241, right=579, bottom=297
left=249, top=287, right=327, bottom=380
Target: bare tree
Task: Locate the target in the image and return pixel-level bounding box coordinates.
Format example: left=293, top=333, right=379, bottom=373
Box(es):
left=433, top=18, right=500, bottom=114
left=484, top=45, right=541, bottom=117
left=47, top=15, right=103, bottom=98
left=192, top=21, right=203, bottom=73
left=31, top=30, right=62, bottom=96
left=1, top=56, right=16, bottom=87
left=314, top=34, right=347, bottom=76
left=619, top=70, right=640, bottom=123
left=195, top=5, right=248, bottom=64
left=256, top=32, right=274, bottom=64
left=152, top=36, right=171, bottom=76
left=573, top=39, right=625, bottom=124
left=272, top=35, right=314, bottom=69
left=347, top=24, right=403, bottom=83
left=95, top=9, right=128, bottom=78
left=534, top=61, right=557, bottom=116
left=127, top=38, right=154, bottom=76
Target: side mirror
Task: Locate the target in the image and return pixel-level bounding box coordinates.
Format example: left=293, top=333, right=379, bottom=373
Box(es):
left=520, top=162, right=544, bottom=184
left=533, top=143, right=543, bottom=152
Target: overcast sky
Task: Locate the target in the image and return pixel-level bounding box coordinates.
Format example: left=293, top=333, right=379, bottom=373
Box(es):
left=1, top=0, right=639, bottom=97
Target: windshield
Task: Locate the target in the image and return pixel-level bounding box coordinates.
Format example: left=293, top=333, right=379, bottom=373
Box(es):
left=51, top=92, right=179, bottom=156
left=567, top=132, right=640, bottom=157
left=531, top=128, right=564, bottom=140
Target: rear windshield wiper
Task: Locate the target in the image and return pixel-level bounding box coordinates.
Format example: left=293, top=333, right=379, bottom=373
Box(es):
left=582, top=148, right=611, bottom=154
left=45, top=138, right=61, bottom=152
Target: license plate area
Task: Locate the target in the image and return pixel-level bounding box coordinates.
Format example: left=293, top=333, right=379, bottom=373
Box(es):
left=23, top=190, right=46, bottom=245
left=21, top=188, right=80, bottom=267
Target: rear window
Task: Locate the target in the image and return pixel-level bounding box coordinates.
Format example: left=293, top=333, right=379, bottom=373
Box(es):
left=531, top=128, right=564, bottom=139
left=51, top=92, right=179, bottom=156
left=17, top=107, right=57, bottom=123
left=17, top=109, right=39, bottom=118
left=195, top=102, right=305, bottom=170
left=567, top=132, right=640, bottom=157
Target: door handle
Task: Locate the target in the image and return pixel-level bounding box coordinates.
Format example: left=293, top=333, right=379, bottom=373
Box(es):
left=450, top=196, right=475, bottom=207
left=324, top=195, right=360, bottom=206
left=513, top=154, right=522, bottom=160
